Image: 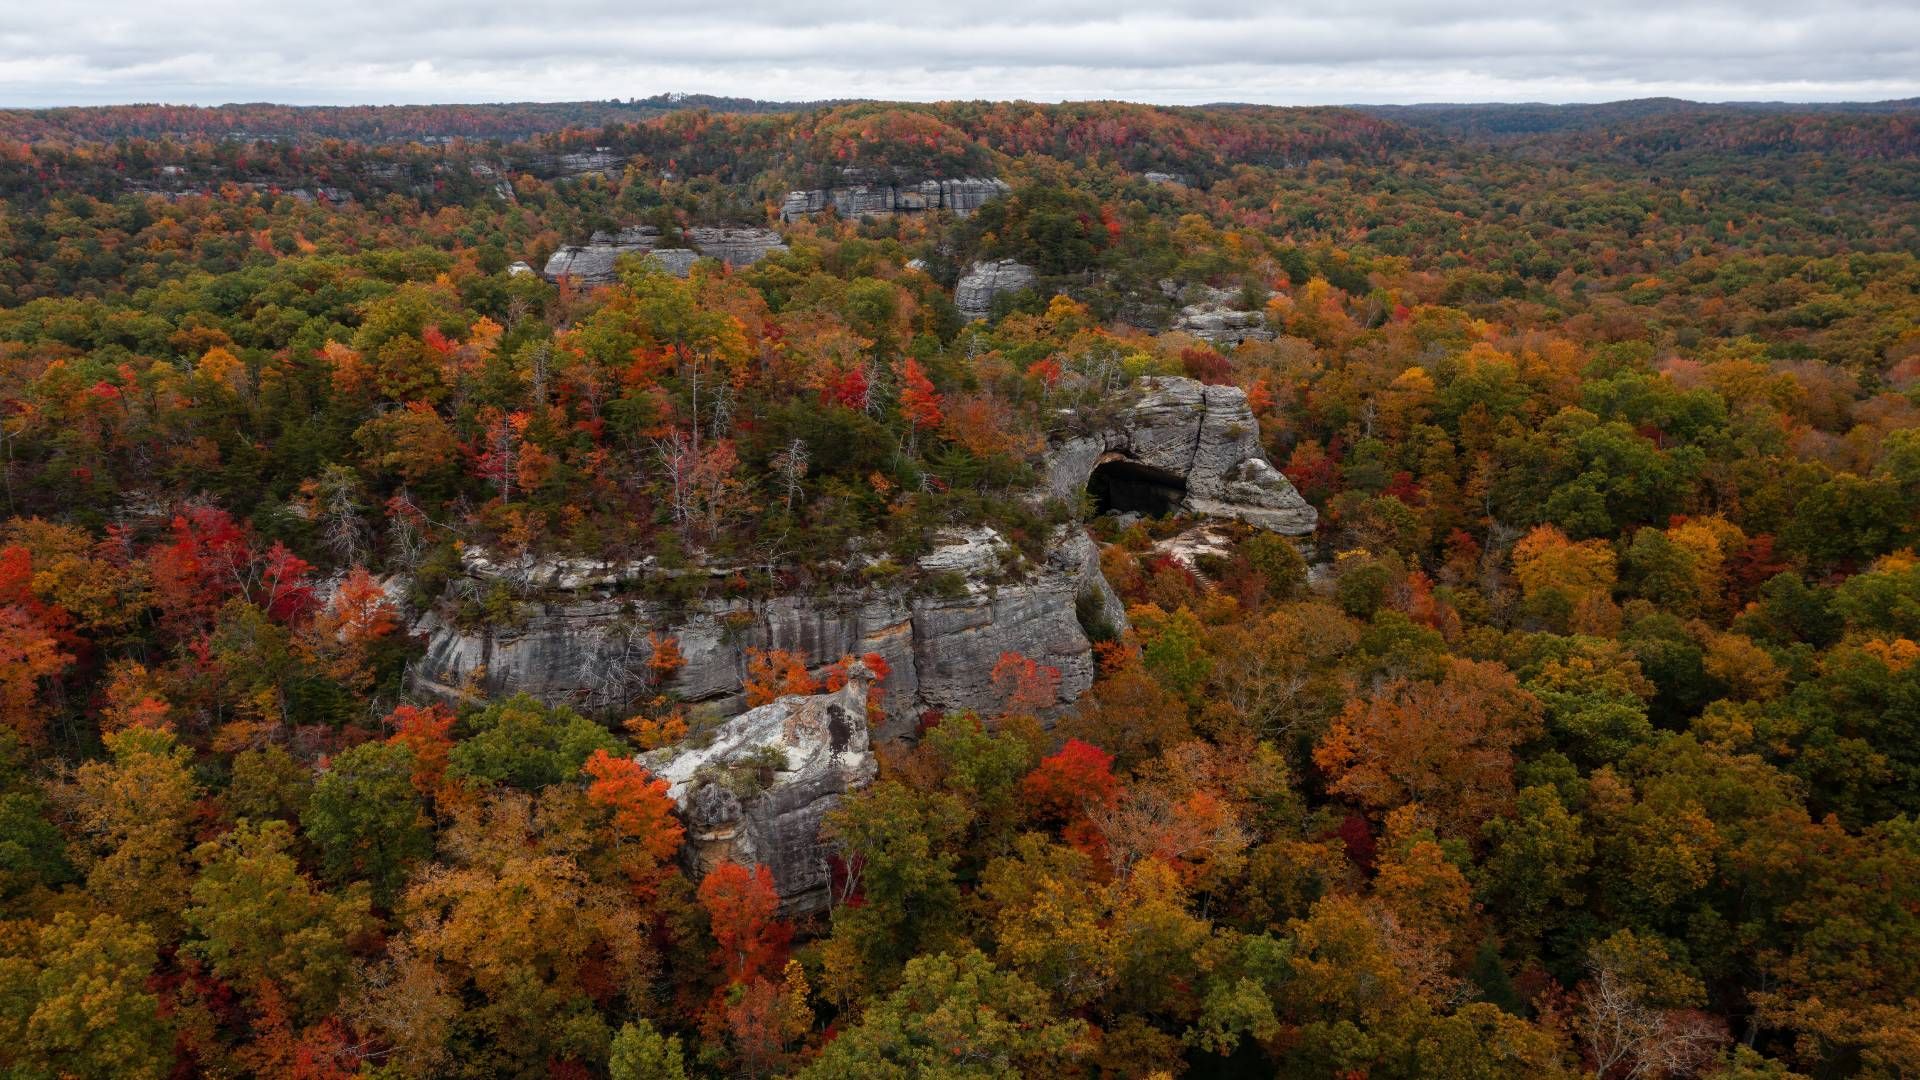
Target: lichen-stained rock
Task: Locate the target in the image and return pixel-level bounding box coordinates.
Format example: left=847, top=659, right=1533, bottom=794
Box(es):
left=409, top=525, right=1113, bottom=740
left=645, top=664, right=879, bottom=913
left=1044, top=375, right=1318, bottom=535
left=954, top=259, right=1039, bottom=321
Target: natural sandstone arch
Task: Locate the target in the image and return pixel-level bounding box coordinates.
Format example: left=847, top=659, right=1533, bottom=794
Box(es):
left=1044, top=376, right=1318, bottom=535
left=1087, top=453, right=1188, bottom=518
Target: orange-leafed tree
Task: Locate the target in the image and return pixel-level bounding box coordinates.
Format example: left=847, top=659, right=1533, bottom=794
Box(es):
left=1314, top=658, right=1543, bottom=838
left=822, top=651, right=893, bottom=722
left=646, top=631, right=686, bottom=689
left=744, top=649, right=819, bottom=707
left=321, top=567, right=399, bottom=644
left=698, top=861, right=791, bottom=988
left=582, top=749, right=685, bottom=869
left=0, top=605, right=69, bottom=743
left=897, top=358, right=943, bottom=453
left=387, top=703, right=457, bottom=804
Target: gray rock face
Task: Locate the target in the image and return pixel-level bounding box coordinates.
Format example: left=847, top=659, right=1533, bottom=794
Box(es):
left=551, top=148, right=624, bottom=178
left=682, top=226, right=787, bottom=268
left=954, top=259, right=1040, bottom=321
left=646, top=665, right=878, bottom=913
left=644, top=249, right=700, bottom=277
left=1175, top=287, right=1274, bottom=346
left=780, top=177, right=1008, bottom=222
left=1046, top=376, right=1318, bottom=535
left=542, top=226, right=787, bottom=284
left=542, top=226, right=660, bottom=284
left=409, top=526, right=1118, bottom=742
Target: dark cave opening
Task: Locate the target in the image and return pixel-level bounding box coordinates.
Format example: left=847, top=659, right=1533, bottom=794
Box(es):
left=1088, top=457, right=1188, bottom=518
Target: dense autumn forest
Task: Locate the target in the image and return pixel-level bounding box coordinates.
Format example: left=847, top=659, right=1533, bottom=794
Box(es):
left=0, top=95, right=1916, bottom=1080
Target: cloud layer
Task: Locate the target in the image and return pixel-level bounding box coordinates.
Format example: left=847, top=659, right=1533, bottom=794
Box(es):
left=3, top=1, right=1917, bottom=107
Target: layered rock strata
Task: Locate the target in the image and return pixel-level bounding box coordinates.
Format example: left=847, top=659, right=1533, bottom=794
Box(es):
left=780, top=178, right=1009, bottom=222
left=410, top=527, right=1122, bottom=741
left=542, top=226, right=787, bottom=284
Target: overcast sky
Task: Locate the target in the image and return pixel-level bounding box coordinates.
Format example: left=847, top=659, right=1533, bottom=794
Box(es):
left=3, top=1, right=1917, bottom=108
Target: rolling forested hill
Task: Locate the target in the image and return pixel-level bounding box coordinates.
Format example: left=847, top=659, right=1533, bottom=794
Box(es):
left=0, top=94, right=1915, bottom=1079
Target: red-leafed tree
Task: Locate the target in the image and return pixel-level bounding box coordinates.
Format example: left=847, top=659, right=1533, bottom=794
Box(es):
left=698, top=862, right=791, bottom=987
left=1023, top=739, right=1119, bottom=823
left=387, top=703, right=457, bottom=803
left=897, top=358, right=943, bottom=453
left=582, top=749, right=685, bottom=868
left=991, top=651, right=1061, bottom=716
left=1022, top=739, right=1119, bottom=862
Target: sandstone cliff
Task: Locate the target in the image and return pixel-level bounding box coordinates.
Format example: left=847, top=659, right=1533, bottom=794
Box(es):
left=409, top=526, right=1121, bottom=741
left=408, top=378, right=1310, bottom=733
left=1171, top=285, right=1275, bottom=346
left=780, top=177, right=1008, bottom=222
left=542, top=225, right=787, bottom=284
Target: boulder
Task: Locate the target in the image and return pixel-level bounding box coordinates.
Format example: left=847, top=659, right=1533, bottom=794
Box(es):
left=954, top=259, right=1039, bottom=321
left=1046, top=376, right=1318, bottom=535
left=646, top=664, right=878, bottom=913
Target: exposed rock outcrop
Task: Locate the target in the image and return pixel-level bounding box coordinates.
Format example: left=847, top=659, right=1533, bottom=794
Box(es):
left=405, top=380, right=1308, bottom=746
left=954, top=259, right=1039, bottom=321
left=409, top=526, right=1121, bottom=741
left=1046, top=376, right=1318, bottom=535
left=646, top=665, right=878, bottom=914
left=542, top=225, right=787, bottom=284
left=644, top=249, right=700, bottom=277
left=683, top=226, right=788, bottom=267
left=550, top=148, right=624, bottom=178
left=780, top=177, right=1008, bottom=222
left=1174, top=286, right=1274, bottom=346
left=542, top=226, right=658, bottom=284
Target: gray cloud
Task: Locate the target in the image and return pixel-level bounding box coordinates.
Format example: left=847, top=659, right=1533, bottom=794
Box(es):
left=1, top=1, right=1916, bottom=107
